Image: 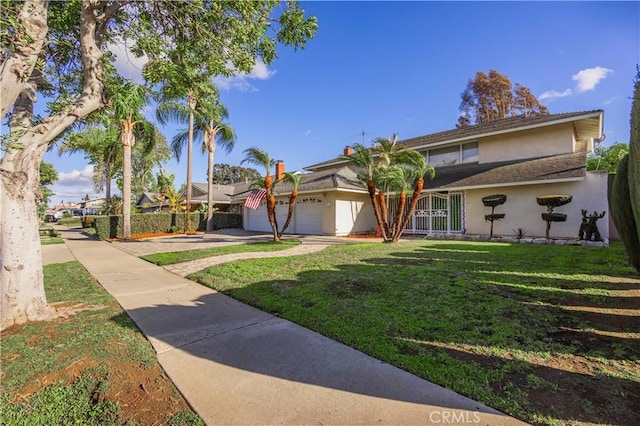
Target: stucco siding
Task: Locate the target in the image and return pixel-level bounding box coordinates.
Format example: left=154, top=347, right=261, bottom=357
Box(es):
left=464, top=171, right=609, bottom=239
left=479, top=124, right=575, bottom=164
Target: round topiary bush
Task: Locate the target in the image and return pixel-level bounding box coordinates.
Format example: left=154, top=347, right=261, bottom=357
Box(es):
left=536, top=194, right=573, bottom=207
left=482, top=194, right=507, bottom=207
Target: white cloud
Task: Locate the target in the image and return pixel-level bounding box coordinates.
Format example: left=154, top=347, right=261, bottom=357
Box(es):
left=539, top=88, right=572, bottom=101
left=304, top=130, right=311, bottom=136
left=214, top=60, right=276, bottom=92
left=572, top=66, right=613, bottom=93
left=603, top=95, right=623, bottom=105
left=107, top=40, right=147, bottom=83
left=56, top=165, right=94, bottom=186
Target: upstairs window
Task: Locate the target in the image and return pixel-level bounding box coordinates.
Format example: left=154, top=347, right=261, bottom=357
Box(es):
left=427, top=142, right=478, bottom=166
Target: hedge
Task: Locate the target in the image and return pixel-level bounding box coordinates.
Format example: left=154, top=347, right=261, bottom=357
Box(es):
left=93, top=212, right=242, bottom=240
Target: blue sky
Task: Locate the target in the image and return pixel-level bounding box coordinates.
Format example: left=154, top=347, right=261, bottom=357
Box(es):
left=45, top=1, right=639, bottom=205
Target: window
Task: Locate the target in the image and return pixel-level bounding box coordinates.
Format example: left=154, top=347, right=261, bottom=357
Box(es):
left=427, top=142, right=478, bottom=166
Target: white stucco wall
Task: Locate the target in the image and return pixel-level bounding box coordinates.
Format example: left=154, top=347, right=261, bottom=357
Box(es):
left=464, top=171, right=609, bottom=240
left=479, top=124, right=575, bottom=163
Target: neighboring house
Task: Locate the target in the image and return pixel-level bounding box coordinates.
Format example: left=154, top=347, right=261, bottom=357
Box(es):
left=237, top=110, right=608, bottom=239
left=136, top=183, right=238, bottom=213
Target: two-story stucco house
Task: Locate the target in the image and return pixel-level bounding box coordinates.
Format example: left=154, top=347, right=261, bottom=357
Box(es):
left=238, top=110, right=608, bottom=240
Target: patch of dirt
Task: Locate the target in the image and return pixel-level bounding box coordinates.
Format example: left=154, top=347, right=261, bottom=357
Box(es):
left=4, top=317, right=196, bottom=424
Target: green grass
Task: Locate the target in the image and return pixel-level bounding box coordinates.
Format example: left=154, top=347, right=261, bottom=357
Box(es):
left=141, top=239, right=301, bottom=265
left=188, top=240, right=640, bottom=425
left=56, top=217, right=82, bottom=227
left=1, top=261, right=202, bottom=425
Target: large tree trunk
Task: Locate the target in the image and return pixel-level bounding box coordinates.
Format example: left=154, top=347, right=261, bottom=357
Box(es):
left=1, top=0, right=108, bottom=330
left=1, top=147, right=52, bottom=330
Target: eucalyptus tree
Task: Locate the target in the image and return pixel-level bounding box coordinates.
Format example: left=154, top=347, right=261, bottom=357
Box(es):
left=241, top=147, right=279, bottom=241
left=457, top=69, right=549, bottom=127
left=278, top=172, right=304, bottom=237
left=0, top=0, right=317, bottom=330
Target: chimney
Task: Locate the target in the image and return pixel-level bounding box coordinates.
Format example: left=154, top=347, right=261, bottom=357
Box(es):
left=275, top=160, right=285, bottom=181
left=344, top=145, right=353, bottom=156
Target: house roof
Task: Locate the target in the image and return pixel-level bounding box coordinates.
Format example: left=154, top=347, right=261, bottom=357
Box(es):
left=425, top=150, right=587, bottom=191
left=230, top=167, right=366, bottom=201
left=190, top=182, right=236, bottom=204
left=305, top=110, right=603, bottom=171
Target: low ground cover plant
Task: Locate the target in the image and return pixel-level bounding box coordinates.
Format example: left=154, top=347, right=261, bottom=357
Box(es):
left=141, top=239, right=300, bottom=265
left=0, top=261, right=202, bottom=425
left=188, top=240, right=639, bottom=425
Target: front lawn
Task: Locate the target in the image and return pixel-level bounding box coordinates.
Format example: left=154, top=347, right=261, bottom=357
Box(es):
left=141, top=239, right=300, bottom=265
left=188, top=240, right=639, bottom=425
left=0, top=261, right=202, bottom=426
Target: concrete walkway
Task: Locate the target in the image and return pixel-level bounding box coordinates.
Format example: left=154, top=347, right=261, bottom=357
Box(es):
left=50, top=227, right=526, bottom=425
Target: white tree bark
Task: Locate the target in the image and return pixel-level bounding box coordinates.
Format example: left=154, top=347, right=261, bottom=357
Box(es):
left=1, top=0, right=108, bottom=330
left=0, top=140, right=52, bottom=329
left=0, top=0, right=48, bottom=118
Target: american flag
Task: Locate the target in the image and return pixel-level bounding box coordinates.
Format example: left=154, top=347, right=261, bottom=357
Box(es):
left=243, top=189, right=267, bottom=210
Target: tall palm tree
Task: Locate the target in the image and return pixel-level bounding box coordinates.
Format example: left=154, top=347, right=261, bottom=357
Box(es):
left=241, top=147, right=278, bottom=241
left=173, top=100, right=236, bottom=232
left=157, top=81, right=217, bottom=233
left=111, top=81, right=152, bottom=240
left=278, top=172, right=304, bottom=237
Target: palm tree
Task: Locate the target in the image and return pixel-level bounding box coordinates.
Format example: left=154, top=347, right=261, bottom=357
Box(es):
left=372, top=134, right=405, bottom=236
left=111, top=81, right=153, bottom=240
left=278, top=172, right=304, bottom=237
left=154, top=169, right=175, bottom=211
left=340, top=143, right=388, bottom=240
left=241, top=147, right=278, bottom=241
left=58, top=124, right=121, bottom=200
left=173, top=101, right=236, bottom=232
left=157, top=81, right=218, bottom=233
left=395, top=149, right=435, bottom=238
left=342, top=137, right=434, bottom=243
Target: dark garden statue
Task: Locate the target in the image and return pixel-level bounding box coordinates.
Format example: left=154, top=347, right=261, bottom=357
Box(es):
left=579, top=210, right=606, bottom=241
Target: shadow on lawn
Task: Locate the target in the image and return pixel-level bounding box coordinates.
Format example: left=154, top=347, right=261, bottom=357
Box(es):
left=415, top=343, right=640, bottom=425
left=110, top=293, right=509, bottom=422
left=112, top=240, right=639, bottom=425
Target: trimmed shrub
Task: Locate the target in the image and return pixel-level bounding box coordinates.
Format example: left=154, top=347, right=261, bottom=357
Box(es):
left=609, top=68, right=640, bottom=273
left=93, top=212, right=242, bottom=240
